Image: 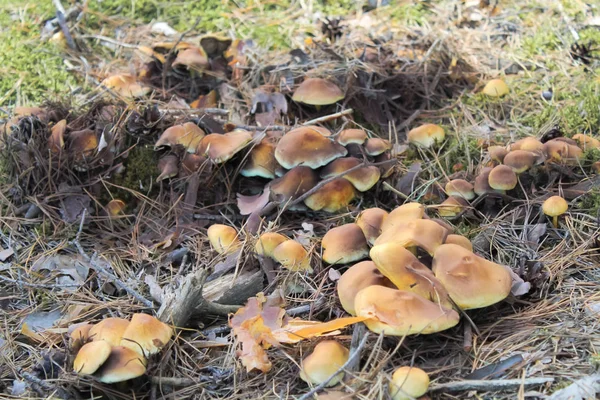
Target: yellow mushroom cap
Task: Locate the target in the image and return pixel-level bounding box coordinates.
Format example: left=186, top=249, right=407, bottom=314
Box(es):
left=241, top=140, right=281, bottom=179
left=354, top=285, right=460, bottom=336
left=445, top=179, right=475, bottom=200
left=355, top=207, right=389, bottom=246
left=337, top=129, right=368, bottom=146
left=336, top=261, right=394, bottom=316
left=488, top=165, right=517, bottom=191
left=155, top=122, right=206, bottom=153
left=269, top=166, right=319, bottom=204
left=542, top=196, right=568, bottom=217
left=364, top=137, right=392, bottom=156
left=101, top=74, right=150, bottom=98
left=272, top=240, right=312, bottom=272
left=370, top=242, right=452, bottom=309
left=438, top=196, right=468, bottom=218
left=207, top=224, right=241, bottom=255
left=299, top=340, right=349, bottom=387
left=89, top=317, right=130, bottom=346
left=119, top=313, right=172, bottom=356
left=106, top=199, right=126, bottom=217
left=320, top=157, right=381, bottom=192
left=380, top=202, right=425, bottom=233
left=292, top=78, right=344, bottom=106
left=69, top=129, right=98, bottom=158
left=70, top=323, right=93, bottom=345
left=375, top=218, right=448, bottom=255
left=197, top=130, right=252, bottom=163
left=432, top=244, right=512, bottom=310
left=322, top=223, right=370, bottom=265
left=275, top=127, right=347, bottom=169
left=444, top=234, right=473, bottom=251
left=503, top=150, right=536, bottom=173
left=254, top=232, right=289, bottom=258
left=573, top=133, right=600, bottom=149
left=304, top=178, right=357, bottom=213
left=511, top=137, right=545, bottom=153
left=407, top=124, right=445, bottom=148
left=73, top=340, right=112, bottom=375
left=482, top=78, right=509, bottom=97
left=389, top=366, right=430, bottom=400
left=488, top=145, right=508, bottom=163
left=93, top=346, right=147, bottom=384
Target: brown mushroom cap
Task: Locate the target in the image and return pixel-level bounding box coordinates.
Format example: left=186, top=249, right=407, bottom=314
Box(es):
left=573, top=133, right=600, bottom=149
left=389, top=366, right=430, bottom=400
left=364, top=137, right=392, bottom=156
left=94, top=346, right=147, bottom=383
left=320, top=157, right=381, bottom=192
left=544, top=139, right=582, bottom=165
left=89, top=317, right=130, bottom=346
left=155, top=122, right=206, bottom=153
left=445, top=179, right=475, bottom=200
left=444, top=234, right=473, bottom=251
left=474, top=167, right=494, bottom=196
left=49, top=119, right=66, bottom=154
left=180, top=153, right=209, bottom=177
left=511, top=137, right=545, bottom=153
left=375, top=218, right=448, bottom=255
left=274, top=127, right=347, bottom=169
left=292, top=78, right=344, bottom=106
left=370, top=242, right=452, bottom=308
left=119, top=313, right=173, bottom=356
left=542, top=196, right=568, bottom=217
left=355, top=207, right=389, bottom=245
left=299, top=340, right=349, bottom=387
left=241, top=140, right=281, bottom=179
left=488, top=165, right=517, bottom=191
left=336, top=261, right=395, bottom=316
left=380, top=202, right=425, bottom=233
left=304, top=178, right=356, bottom=212
left=488, top=146, right=508, bottom=163
left=322, top=223, right=370, bottom=265
left=157, top=154, right=180, bottom=182
left=337, top=129, right=368, bottom=146
left=69, top=129, right=98, bottom=159
left=106, top=199, right=126, bottom=216
left=102, top=74, right=150, bottom=98
left=73, top=340, right=112, bottom=375
left=432, top=244, right=512, bottom=309
left=503, top=150, right=536, bottom=173
left=269, top=166, right=319, bottom=203
left=482, top=78, right=509, bottom=97
left=172, top=47, right=210, bottom=70
left=354, top=285, right=460, bottom=336
left=197, top=130, right=253, bottom=163
left=438, top=196, right=468, bottom=218
left=272, top=240, right=312, bottom=272
left=254, top=232, right=289, bottom=258
left=407, top=124, right=445, bottom=148
left=207, top=224, right=241, bottom=255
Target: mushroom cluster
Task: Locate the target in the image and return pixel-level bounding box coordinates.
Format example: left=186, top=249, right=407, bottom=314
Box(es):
left=330, top=202, right=512, bottom=336
left=70, top=314, right=172, bottom=383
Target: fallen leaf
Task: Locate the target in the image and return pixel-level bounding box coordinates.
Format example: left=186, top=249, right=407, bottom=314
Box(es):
left=11, top=380, right=27, bottom=396
left=31, top=254, right=89, bottom=290
left=21, top=310, right=63, bottom=342
left=548, top=374, right=600, bottom=400
left=507, top=267, right=531, bottom=297
left=465, top=354, right=524, bottom=379
left=236, top=188, right=270, bottom=215
left=328, top=268, right=342, bottom=282
left=272, top=316, right=369, bottom=343
left=151, top=22, right=178, bottom=36
left=0, top=248, right=14, bottom=261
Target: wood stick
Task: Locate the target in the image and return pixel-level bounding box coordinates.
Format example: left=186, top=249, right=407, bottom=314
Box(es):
left=429, top=377, right=554, bottom=393
left=303, top=109, right=354, bottom=125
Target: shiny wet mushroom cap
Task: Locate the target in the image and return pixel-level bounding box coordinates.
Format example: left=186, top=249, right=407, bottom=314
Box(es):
left=197, top=130, right=253, bottom=164
left=389, top=366, right=430, bottom=400
left=155, top=122, right=206, bottom=153
left=292, top=78, right=344, bottom=106
left=269, top=166, right=319, bottom=203
left=380, top=202, right=425, bottom=233
left=482, top=78, right=509, bottom=97
left=93, top=346, right=147, bottom=384
left=355, top=207, right=388, bottom=245
left=364, top=137, right=392, bottom=156
left=438, top=196, right=468, bottom=218
left=488, top=165, right=517, bottom=191
left=503, top=150, right=536, bottom=173
left=320, top=157, right=381, bottom=192
left=542, top=195, right=568, bottom=228
left=375, top=218, right=448, bottom=255
left=299, top=340, right=349, bottom=387
left=407, top=124, right=445, bottom=148
left=89, top=317, right=130, bottom=346
left=336, top=129, right=368, bottom=145
left=272, top=240, right=312, bottom=272
left=274, top=127, right=347, bottom=169
left=73, top=340, right=112, bottom=375
left=254, top=232, right=289, bottom=258
left=322, top=223, right=370, bottom=265
left=336, top=261, right=394, bottom=316
left=445, top=179, right=475, bottom=200
left=304, top=178, right=356, bottom=212
left=119, top=313, right=173, bottom=356
left=241, top=140, right=281, bottom=179
left=207, top=224, right=241, bottom=255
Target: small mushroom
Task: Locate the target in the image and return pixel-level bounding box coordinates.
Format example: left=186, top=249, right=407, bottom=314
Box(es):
left=254, top=232, right=289, bottom=258
left=389, top=366, right=430, bottom=400
left=269, top=166, right=319, bottom=205
left=322, top=223, right=370, bottom=265
left=101, top=74, right=150, bottom=98
left=272, top=240, right=312, bottom=272
left=364, top=137, right=392, bottom=156
left=274, top=127, right=347, bottom=169
left=488, top=145, right=508, bottom=163
left=320, top=157, right=381, bottom=192
left=94, top=346, right=147, bottom=383
left=380, top=202, right=425, bottom=233
left=445, top=179, right=475, bottom=200
left=197, top=130, right=252, bottom=163
left=88, top=317, right=130, bottom=346
left=444, top=234, right=473, bottom=251
left=375, top=219, right=448, bottom=255
left=503, top=150, right=536, bottom=173
left=511, top=137, right=545, bottom=153
left=407, top=124, right=445, bottom=148
left=336, top=129, right=367, bottom=146
left=106, top=199, right=126, bottom=217
left=119, top=313, right=173, bottom=356
left=482, top=78, right=509, bottom=97
left=438, top=196, right=469, bottom=218
left=49, top=119, right=66, bottom=154
left=355, top=207, right=388, bottom=245
left=155, top=122, right=206, bottom=153
left=488, top=165, right=517, bottom=192
left=292, top=78, right=344, bottom=107
left=172, top=46, right=210, bottom=70
left=207, top=224, right=241, bottom=255
left=542, top=196, right=568, bottom=228
left=573, top=133, right=600, bottom=150
left=73, top=340, right=112, bottom=375
left=304, top=178, right=356, bottom=213
left=299, top=341, right=349, bottom=387
left=241, top=140, right=281, bottom=179
left=473, top=167, right=494, bottom=196
left=336, top=261, right=394, bottom=316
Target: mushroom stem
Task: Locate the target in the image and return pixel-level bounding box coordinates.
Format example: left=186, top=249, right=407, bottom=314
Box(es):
left=552, top=215, right=558, bottom=228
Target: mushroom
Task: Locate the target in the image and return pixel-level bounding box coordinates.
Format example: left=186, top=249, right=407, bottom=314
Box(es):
left=101, top=74, right=151, bottom=98
left=49, top=119, right=66, bottom=154
left=473, top=167, right=494, bottom=196
left=488, top=165, right=517, bottom=192
left=354, top=285, right=460, bottom=336
left=482, top=78, right=509, bottom=97
left=445, top=179, right=475, bottom=200
left=180, top=153, right=209, bottom=177
left=157, top=154, right=179, bottom=182
left=544, top=139, right=582, bottom=165
left=364, top=137, right=392, bottom=156
left=503, top=150, right=536, bottom=173
left=336, top=129, right=367, bottom=146
left=94, top=346, right=147, bottom=383
left=119, top=313, right=173, bottom=356
left=155, top=122, right=206, bottom=153
left=272, top=240, right=312, bottom=272
left=241, top=140, right=281, bottom=179
left=269, top=166, right=319, bottom=206
left=573, top=133, right=600, bottom=150
left=197, top=130, right=253, bottom=163
left=106, top=199, right=126, bottom=217
left=488, top=146, right=508, bottom=163
left=355, top=207, right=388, bottom=245
left=432, top=244, right=512, bottom=309
left=299, top=340, right=349, bottom=387
left=444, top=234, right=473, bottom=251
left=370, top=242, right=452, bottom=308
left=254, top=232, right=289, bottom=258
left=274, top=127, right=347, bottom=169
left=322, top=223, right=370, bottom=265
left=407, top=124, right=445, bottom=148
left=73, top=340, right=112, bottom=375
left=69, top=129, right=98, bottom=164
left=542, top=196, right=568, bottom=228
left=304, top=178, right=356, bottom=213
left=320, top=157, right=381, bottom=192
left=88, top=317, right=130, bottom=346
left=375, top=219, right=448, bottom=255
left=438, top=196, right=468, bottom=218
left=511, top=137, right=545, bottom=154
left=70, top=323, right=93, bottom=350
left=207, top=224, right=241, bottom=255
left=389, top=366, right=430, bottom=400
left=380, top=202, right=425, bottom=232
left=172, top=46, right=210, bottom=70
left=292, top=78, right=344, bottom=107
left=336, top=261, right=394, bottom=316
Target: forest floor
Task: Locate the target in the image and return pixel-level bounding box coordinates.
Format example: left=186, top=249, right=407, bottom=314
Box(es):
left=1, top=0, right=600, bottom=399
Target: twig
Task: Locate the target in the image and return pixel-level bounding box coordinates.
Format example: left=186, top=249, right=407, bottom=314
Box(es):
left=150, top=376, right=197, bottom=386
left=0, top=275, right=80, bottom=289
left=429, top=377, right=554, bottom=393
left=347, top=323, right=366, bottom=372
left=17, top=368, right=71, bottom=399
left=303, top=109, right=353, bottom=126
left=297, top=334, right=370, bottom=400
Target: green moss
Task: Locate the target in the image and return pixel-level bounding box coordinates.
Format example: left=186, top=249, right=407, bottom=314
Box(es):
left=521, top=28, right=561, bottom=57
left=386, top=2, right=429, bottom=25
left=558, top=83, right=600, bottom=134
left=111, top=145, right=159, bottom=201
left=578, top=188, right=600, bottom=216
